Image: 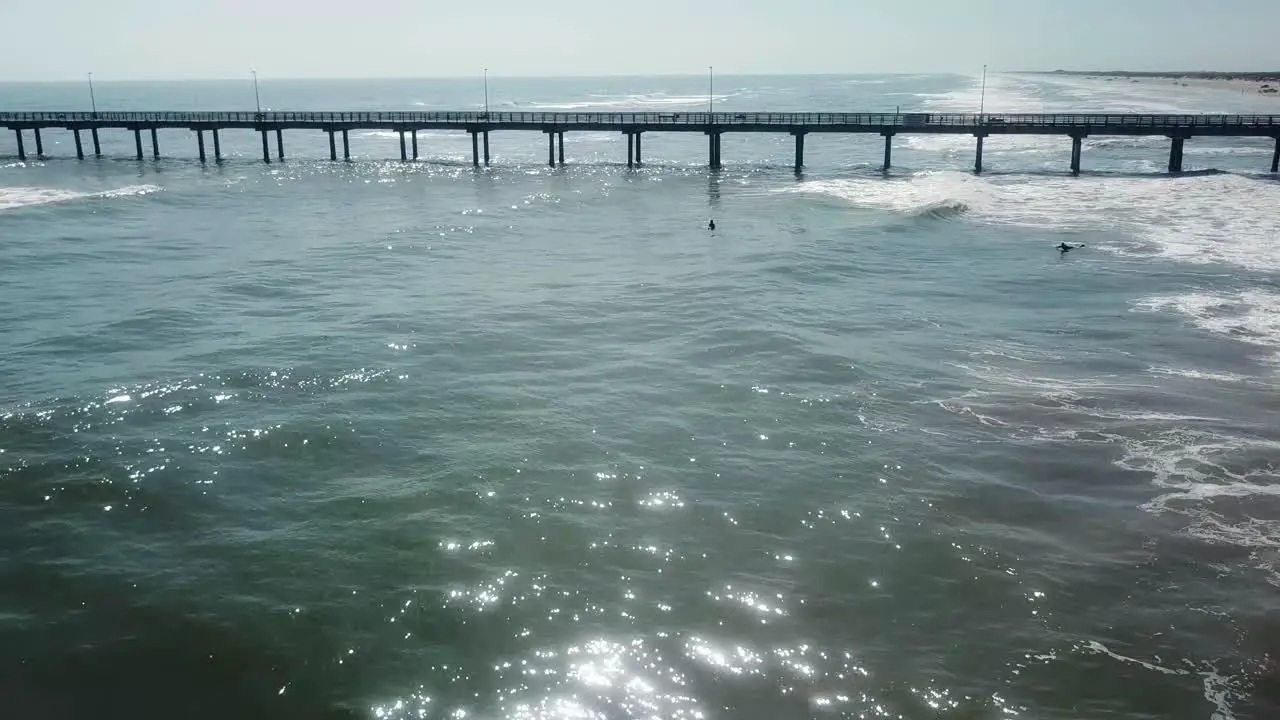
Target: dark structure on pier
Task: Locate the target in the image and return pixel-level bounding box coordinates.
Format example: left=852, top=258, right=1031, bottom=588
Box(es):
left=3, top=111, right=1279, bottom=174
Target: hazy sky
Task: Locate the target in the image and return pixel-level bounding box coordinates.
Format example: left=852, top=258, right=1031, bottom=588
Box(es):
left=2, top=0, right=1276, bottom=80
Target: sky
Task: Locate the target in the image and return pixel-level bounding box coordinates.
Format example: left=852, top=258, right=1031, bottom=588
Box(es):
left=1, top=0, right=1276, bottom=81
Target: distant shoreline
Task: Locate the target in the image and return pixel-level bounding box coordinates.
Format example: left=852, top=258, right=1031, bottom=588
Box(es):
left=1044, top=70, right=1280, bottom=82
left=1023, top=70, right=1280, bottom=96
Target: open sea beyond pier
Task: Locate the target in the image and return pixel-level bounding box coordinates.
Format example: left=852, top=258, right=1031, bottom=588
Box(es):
left=1, top=73, right=1279, bottom=719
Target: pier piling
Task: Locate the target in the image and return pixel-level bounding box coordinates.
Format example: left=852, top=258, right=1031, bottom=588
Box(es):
left=558, top=132, right=565, bottom=165
left=134, top=129, right=143, bottom=160
left=974, top=134, right=984, bottom=174
left=14, top=129, right=24, bottom=161
left=342, top=129, right=350, bottom=161
left=1272, top=137, right=1279, bottom=173
left=328, top=130, right=336, bottom=161
left=547, top=132, right=555, bottom=167
left=73, top=129, right=84, bottom=159
left=399, top=130, right=407, bottom=162
left=197, top=130, right=206, bottom=163
left=483, top=131, right=490, bottom=165
left=1168, top=136, right=1185, bottom=173
left=471, top=131, right=480, bottom=166
left=260, top=130, right=270, bottom=163
left=1070, top=135, right=1083, bottom=175
left=627, top=132, right=634, bottom=167
left=882, top=132, right=893, bottom=170
left=34, top=128, right=43, bottom=158
left=708, top=132, right=722, bottom=169
left=150, top=128, right=159, bottom=158
left=635, top=132, right=641, bottom=164
left=412, top=130, right=418, bottom=160
left=793, top=132, right=805, bottom=172
left=212, top=129, right=221, bottom=162
left=276, top=129, right=284, bottom=161
left=91, top=128, right=100, bottom=157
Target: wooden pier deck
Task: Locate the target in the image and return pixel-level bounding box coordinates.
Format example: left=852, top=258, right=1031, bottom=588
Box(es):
left=4, top=111, right=1279, bottom=174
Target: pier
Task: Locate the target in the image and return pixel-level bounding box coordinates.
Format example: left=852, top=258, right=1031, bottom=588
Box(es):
left=3, top=111, right=1280, bottom=174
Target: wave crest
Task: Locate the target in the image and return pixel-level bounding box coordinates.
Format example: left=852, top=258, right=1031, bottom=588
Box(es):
left=0, top=184, right=162, bottom=211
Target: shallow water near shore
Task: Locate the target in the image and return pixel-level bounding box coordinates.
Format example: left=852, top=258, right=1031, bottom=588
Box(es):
left=2, top=73, right=1279, bottom=719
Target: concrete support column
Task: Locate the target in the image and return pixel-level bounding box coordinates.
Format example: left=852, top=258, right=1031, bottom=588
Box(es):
left=635, top=132, right=642, bottom=164
left=547, top=132, right=555, bottom=166
left=328, top=131, right=336, bottom=161
left=1168, top=136, right=1184, bottom=173
left=482, top=131, right=490, bottom=165
left=15, top=129, right=25, bottom=161
left=197, top=130, right=206, bottom=163
left=793, top=132, right=805, bottom=172
left=558, top=132, right=565, bottom=165
left=74, top=129, right=84, bottom=159
left=399, top=131, right=407, bottom=162
left=1271, top=136, right=1279, bottom=173
left=342, top=129, right=350, bottom=161
left=1070, top=135, right=1083, bottom=175
left=91, top=128, right=101, bottom=156
left=709, top=132, right=722, bottom=169
left=261, top=130, right=271, bottom=163
left=150, top=128, right=159, bottom=159
left=34, top=128, right=44, bottom=157
left=626, top=132, right=634, bottom=167
left=412, top=130, right=418, bottom=160
left=471, top=131, right=479, bottom=166
left=212, top=129, right=222, bottom=162
left=134, top=129, right=143, bottom=160
left=882, top=132, right=894, bottom=170
left=974, top=135, right=985, bottom=174
left=276, top=128, right=284, bottom=161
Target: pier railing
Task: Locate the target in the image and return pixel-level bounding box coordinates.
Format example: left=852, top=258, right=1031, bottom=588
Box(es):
left=6, top=110, right=1279, bottom=174
left=3, top=111, right=1280, bottom=128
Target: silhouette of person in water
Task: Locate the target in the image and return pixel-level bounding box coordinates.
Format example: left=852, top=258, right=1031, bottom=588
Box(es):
left=1057, top=242, right=1084, bottom=253
left=708, top=219, right=716, bottom=230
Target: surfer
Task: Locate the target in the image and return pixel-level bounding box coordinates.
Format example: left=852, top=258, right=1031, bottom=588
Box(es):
left=708, top=219, right=716, bottom=230
left=1057, top=242, right=1084, bottom=254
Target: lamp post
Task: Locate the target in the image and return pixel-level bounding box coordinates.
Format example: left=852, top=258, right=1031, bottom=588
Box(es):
left=979, top=64, right=987, bottom=119
left=251, top=69, right=261, bottom=113
left=88, top=72, right=97, bottom=116
left=484, top=67, right=489, bottom=116
left=708, top=65, right=714, bottom=116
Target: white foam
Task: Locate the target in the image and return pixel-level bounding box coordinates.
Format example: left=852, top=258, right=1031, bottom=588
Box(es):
left=527, top=93, right=729, bottom=111
left=1113, top=422, right=1280, bottom=585
left=0, top=184, right=161, bottom=211
left=1200, top=670, right=1240, bottom=720
left=872, top=73, right=1280, bottom=272
left=780, top=173, right=985, bottom=217
left=1135, top=291, right=1280, bottom=360
left=1078, top=642, right=1241, bottom=718
left=784, top=170, right=1280, bottom=273
left=1082, top=640, right=1189, bottom=676
left=1145, top=366, right=1252, bottom=384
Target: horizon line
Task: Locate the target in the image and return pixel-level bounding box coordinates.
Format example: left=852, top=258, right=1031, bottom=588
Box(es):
left=3, top=68, right=1277, bottom=84
left=0, top=71, right=974, bottom=84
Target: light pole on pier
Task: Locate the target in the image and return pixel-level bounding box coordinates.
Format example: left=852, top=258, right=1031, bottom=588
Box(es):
left=88, top=72, right=97, bottom=116
left=484, top=67, right=489, bottom=116
left=979, top=64, right=987, bottom=119
left=708, top=65, right=714, bottom=116
left=251, top=70, right=261, bottom=114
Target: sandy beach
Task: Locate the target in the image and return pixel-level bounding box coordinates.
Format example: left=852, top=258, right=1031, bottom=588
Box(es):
left=1048, top=71, right=1280, bottom=98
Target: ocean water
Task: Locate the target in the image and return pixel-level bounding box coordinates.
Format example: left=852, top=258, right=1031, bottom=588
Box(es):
left=2, top=73, right=1279, bottom=719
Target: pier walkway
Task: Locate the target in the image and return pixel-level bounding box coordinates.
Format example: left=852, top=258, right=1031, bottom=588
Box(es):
left=3, top=111, right=1280, bottom=174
